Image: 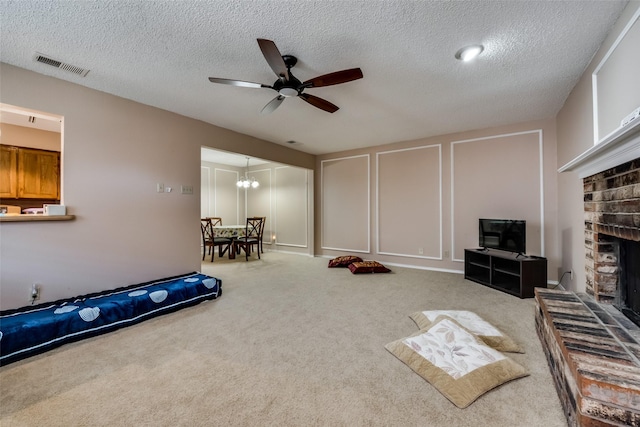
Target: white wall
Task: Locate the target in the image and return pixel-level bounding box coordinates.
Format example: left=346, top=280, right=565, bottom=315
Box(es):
left=0, top=63, right=314, bottom=310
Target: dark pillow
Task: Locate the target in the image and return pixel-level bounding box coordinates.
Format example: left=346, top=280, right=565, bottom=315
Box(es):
left=348, top=261, right=391, bottom=274
left=328, top=255, right=363, bottom=268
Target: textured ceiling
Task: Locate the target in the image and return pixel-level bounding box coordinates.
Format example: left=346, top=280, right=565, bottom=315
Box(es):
left=0, top=0, right=628, bottom=156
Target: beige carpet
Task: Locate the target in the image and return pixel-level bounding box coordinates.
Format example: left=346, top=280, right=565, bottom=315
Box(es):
left=0, top=252, right=567, bottom=426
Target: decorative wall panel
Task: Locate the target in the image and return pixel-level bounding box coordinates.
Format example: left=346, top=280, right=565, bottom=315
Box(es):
left=214, top=168, right=239, bottom=224
left=246, top=168, right=272, bottom=246
left=321, top=155, right=369, bottom=252
left=451, top=131, right=543, bottom=261
left=275, top=166, right=308, bottom=247
left=377, top=145, right=441, bottom=258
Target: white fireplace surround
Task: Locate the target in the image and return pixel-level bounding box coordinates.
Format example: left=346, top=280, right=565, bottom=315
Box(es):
left=558, top=119, right=640, bottom=178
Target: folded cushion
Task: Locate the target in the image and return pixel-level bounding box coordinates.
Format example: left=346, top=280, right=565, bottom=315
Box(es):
left=348, top=261, right=391, bottom=274
left=409, top=310, right=523, bottom=353
left=385, top=317, right=528, bottom=408
left=328, top=255, right=363, bottom=268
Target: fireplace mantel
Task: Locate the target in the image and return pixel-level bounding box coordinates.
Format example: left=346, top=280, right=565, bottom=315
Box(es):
left=558, top=119, right=640, bottom=178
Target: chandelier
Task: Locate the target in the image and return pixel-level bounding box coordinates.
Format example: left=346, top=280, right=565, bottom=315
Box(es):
left=237, top=157, right=260, bottom=189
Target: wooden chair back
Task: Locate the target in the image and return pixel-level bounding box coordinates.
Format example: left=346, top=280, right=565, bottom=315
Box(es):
left=234, top=217, right=264, bottom=261
left=200, top=218, right=214, bottom=260
left=207, top=217, right=222, bottom=227
left=246, top=217, right=263, bottom=238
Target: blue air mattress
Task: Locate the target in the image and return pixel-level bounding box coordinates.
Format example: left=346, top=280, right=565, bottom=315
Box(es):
left=0, top=272, right=221, bottom=365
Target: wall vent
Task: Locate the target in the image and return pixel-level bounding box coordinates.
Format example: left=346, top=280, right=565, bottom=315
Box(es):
left=33, top=52, right=90, bottom=77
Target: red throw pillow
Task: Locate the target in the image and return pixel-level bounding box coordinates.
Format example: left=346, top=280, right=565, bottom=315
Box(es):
left=328, top=255, right=363, bottom=268
left=348, top=261, right=391, bottom=274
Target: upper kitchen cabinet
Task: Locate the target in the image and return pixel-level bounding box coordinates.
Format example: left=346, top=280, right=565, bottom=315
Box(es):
left=18, top=147, right=60, bottom=199
left=0, top=145, right=60, bottom=199
left=0, top=145, right=18, bottom=198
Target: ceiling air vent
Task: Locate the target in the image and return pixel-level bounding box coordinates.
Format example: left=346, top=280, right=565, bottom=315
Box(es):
left=33, top=52, right=90, bottom=77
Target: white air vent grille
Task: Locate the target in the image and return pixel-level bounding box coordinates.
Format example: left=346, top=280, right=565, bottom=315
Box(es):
left=34, top=52, right=90, bottom=77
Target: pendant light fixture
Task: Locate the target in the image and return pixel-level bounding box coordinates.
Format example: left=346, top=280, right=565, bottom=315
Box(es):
left=237, top=157, right=260, bottom=189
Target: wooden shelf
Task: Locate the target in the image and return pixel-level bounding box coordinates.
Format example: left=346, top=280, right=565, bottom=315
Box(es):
left=0, top=215, right=75, bottom=222
left=464, top=248, right=547, bottom=298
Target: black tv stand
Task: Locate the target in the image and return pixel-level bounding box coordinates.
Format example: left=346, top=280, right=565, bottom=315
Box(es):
left=464, top=248, right=547, bottom=298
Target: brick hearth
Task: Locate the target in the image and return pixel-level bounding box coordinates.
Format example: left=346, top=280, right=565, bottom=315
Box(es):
left=535, top=288, right=640, bottom=426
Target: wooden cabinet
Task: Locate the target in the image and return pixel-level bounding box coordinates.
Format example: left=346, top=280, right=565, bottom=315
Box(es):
left=0, top=145, right=60, bottom=199
left=0, top=145, right=18, bottom=198
left=18, top=147, right=60, bottom=199
left=464, top=248, right=547, bottom=298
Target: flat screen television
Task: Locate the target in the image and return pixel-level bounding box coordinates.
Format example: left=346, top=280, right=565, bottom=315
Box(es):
left=479, top=219, right=526, bottom=254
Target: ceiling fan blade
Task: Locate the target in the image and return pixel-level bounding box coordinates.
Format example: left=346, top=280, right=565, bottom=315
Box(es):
left=208, top=77, right=270, bottom=89
left=257, top=38, right=289, bottom=81
left=303, top=68, right=363, bottom=88
left=299, top=93, right=339, bottom=113
left=261, top=95, right=285, bottom=114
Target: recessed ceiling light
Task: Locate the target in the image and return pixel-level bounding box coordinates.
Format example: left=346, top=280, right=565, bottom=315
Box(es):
left=455, top=45, right=484, bottom=62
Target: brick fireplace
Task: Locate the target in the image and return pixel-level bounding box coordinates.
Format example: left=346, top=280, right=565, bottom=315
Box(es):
left=584, top=158, right=640, bottom=309
left=535, top=154, right=640, bottom=426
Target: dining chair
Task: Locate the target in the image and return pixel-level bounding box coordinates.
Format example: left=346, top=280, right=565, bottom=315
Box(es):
left=233, top=217, right=263, bottom=261
left=201, top=218, right=232, bottom=261
left=258, top=216, right=266, bottom=253
left=200, top=218, right=214, bottom=261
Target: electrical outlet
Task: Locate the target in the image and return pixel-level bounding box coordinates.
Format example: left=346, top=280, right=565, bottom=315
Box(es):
left=621, top=106, right=640, bottom=127
left=418, top=247, right=424, bottom=255
left=444, top=250, right=450, bottom=258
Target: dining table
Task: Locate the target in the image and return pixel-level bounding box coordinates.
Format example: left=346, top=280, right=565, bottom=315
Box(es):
left=212, top=225, right=246, bottom=259
left=212, top=225, right=246, bottom=239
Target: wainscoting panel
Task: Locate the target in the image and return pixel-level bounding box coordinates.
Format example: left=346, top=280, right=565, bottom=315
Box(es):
left=451, top=131, right=544, bottom=261
left=200, top=166, right=211, bottom=218
left=321, top=155, right=370, bottom=253
left=377, top=145, right=441, bottom=259
left=275, top=166, right=308, bottom=247
left=247, top=168, right=272, bottom=246
left=214, top=168, right=240, bottom=225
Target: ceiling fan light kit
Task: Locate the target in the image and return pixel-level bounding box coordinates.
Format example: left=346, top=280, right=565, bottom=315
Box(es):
left=455, top=45, right=484, bottom=62
left=209, top=38, right=363, bottom=114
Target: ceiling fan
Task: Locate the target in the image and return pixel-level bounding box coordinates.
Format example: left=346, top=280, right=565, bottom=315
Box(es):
left=208, top=38, right=363, bottom=114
